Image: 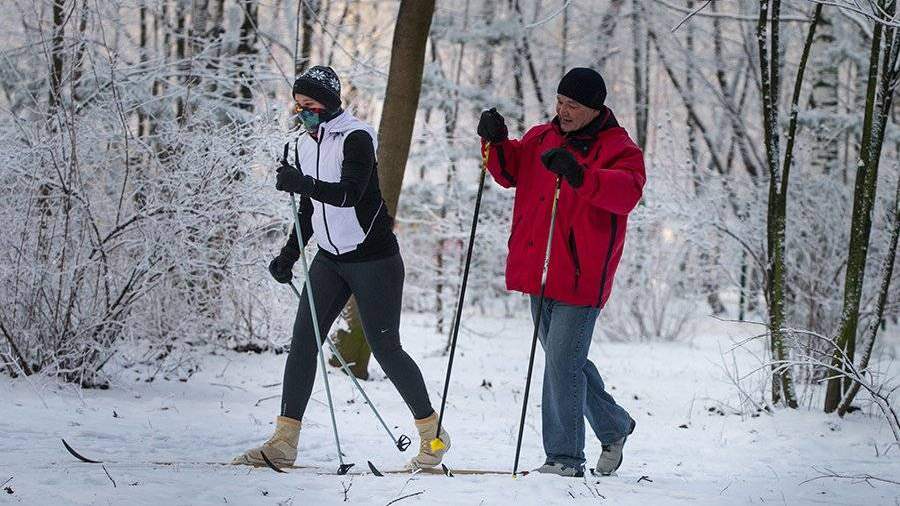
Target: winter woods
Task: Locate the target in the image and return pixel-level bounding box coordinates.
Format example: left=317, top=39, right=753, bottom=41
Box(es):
left=0, top=0, right=897, bottom=437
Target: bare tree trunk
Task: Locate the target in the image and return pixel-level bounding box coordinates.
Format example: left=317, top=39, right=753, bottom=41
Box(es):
left=837, top=170, right=900, bottom=415
left=825, top=0, right=899, bottom=412
left=631, top=0, right=649, bottom=149
left=326, top=0, right=352, bottom=64
left=433, top=0, right=471, bottom=336
left=175, top=0, right=188, bottom=121
left=49, top=0, right=66, bottom=110
left=510, top=18, right=526, bottom=132
left=508, top=0, right=526, bottom=132
left=757, top=0, right=822, bottom=409
left=560, top=0, right=568, bottom=81
left=330, top=0, right=436, bottom=379
left=328, top=303, right=371, bottom=379
left=512, top=0, right=547, bottom=119
left=685, top=0, right=700, bottom=181
left=683, top=1, right=725, bottom=315
left=137, top=2, right=148, bottom=139
left=808, top=10, right=840, bottom=175
left=378, top=0, right=436, bottom=216
left=236, top=0, right=259, bottom=111
left=298, top=0, right=318, bottom=74
left=648, top=30, right=727, bottom=176
left=70, top=0, right=90, bottom=103
left=594, top=0, right=624, bottom=74
left=738, top=251, right=749, bottom=321
left=317, top=0, right=331, bottom=64
left=712, top=0, right=763, bottom=180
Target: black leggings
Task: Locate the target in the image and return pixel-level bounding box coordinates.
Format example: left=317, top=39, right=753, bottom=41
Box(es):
left=280, top=252, right=434, bottom=421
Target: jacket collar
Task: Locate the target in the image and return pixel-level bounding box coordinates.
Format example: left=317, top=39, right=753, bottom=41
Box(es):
left=550, top=106, right=619, bottom=155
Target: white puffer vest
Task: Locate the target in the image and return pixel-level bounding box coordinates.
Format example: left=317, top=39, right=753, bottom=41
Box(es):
left=292, top=110, right=381, bottom=255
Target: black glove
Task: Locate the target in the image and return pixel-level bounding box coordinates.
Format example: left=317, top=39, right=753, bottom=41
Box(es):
left=540, top=148, right=584, bottom=188
left=268, top=254, right=295, bottom=284
left=477, top=107, right=508, bottom=143
left=275, top=163, right=316, bottom=195
left=275, top=142, right=316, bottom=195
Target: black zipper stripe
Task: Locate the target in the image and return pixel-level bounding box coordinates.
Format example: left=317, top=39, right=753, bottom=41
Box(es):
left=597, top=215, right=618, bottom=307
left=568, top=228, right=581, bottom=290
left=315, top=129, right=341, bottom=255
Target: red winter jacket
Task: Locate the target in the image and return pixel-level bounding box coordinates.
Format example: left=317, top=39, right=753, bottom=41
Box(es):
left=484, top=108, right=645, bottom=308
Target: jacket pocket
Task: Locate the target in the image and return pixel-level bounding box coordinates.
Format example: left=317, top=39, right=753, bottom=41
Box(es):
left=567, top=228, right=581, bottom=291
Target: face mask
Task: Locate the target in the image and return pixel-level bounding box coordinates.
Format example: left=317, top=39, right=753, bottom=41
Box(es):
left=298, top=108, right=324, bottom=132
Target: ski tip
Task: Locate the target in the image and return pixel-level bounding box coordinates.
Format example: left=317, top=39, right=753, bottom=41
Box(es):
left=260, top=452, right=287, bottom=473
left=367, top=461, right=384, bottom=477
left=441, top=464, right=454, bottom=477
left=338, top=463, right=355, bottom=475
left=61, top=439, right=103, bottom=464
left=397, top=434, right=412, bottom=452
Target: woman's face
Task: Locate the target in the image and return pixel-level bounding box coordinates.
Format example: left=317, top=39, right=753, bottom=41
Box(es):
left=294, top=93, right=325, bottom=113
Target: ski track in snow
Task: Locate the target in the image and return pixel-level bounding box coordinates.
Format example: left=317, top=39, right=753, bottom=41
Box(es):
left=1, top=312, right=899, bottom=505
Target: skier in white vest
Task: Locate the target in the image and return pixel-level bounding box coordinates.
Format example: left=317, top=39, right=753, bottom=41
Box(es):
left=233, top=66, right=449, bottom=470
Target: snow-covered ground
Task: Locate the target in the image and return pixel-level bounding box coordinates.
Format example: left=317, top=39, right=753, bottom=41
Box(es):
left=2, top=310, right=899, bottom=505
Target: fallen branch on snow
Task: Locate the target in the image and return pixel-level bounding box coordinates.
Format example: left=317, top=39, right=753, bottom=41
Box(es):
left=801, top=466, right=900, bottom=487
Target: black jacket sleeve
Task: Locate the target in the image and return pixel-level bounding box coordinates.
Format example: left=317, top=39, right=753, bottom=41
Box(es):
left=308, top=130, right=376, bottom=207
left=280, top=195, right=314, bottom=262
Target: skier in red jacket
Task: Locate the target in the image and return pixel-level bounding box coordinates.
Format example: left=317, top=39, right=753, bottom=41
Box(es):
left=478, top=68, right=645, bottom=477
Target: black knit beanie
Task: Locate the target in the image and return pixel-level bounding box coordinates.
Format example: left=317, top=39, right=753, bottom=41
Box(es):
left=557, top=67, right=607, bottom=110
left=292, top=65, right=341, bottom=111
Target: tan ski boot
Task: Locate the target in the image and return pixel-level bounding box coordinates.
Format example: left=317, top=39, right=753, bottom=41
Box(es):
left=406, top=412, right=451, bottom=470
left=232, top=416, right=300, bottom=467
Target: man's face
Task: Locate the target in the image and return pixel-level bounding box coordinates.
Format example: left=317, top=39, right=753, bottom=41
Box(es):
left=555, top=95, right=600, bottom=132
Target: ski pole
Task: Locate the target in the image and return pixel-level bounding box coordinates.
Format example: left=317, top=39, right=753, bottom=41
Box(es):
left=430, top=142, right=491, bottom=453
left=284, top=143, right=353, bottom=475
left=286, top=281, right=412, bottom=453
left=512, top=176, right=562, bottom=477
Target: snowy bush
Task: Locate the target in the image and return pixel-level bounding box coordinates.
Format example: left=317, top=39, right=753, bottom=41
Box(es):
left=0, top=104, right=290, bottom=385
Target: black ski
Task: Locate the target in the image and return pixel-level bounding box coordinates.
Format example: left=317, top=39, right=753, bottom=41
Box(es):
left=62, top=440, right=508, bottom=476
left=62, top=439, right=102, bottom=464
left=260, top=452, right=287, bottom=473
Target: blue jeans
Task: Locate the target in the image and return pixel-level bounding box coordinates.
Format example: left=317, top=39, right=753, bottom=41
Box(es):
left=530, top=296, right=634, bottom=469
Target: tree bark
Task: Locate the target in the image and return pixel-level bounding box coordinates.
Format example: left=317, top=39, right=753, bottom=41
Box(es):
left=825, top=0, right=899, bottom=412
left=298, top=0, right=318, bottom=75
left=330, top=0, right=436, bottom=379
left=837, top=170, right=900, bottom=415
left=808, top=10, right=840, bottom=175
left=49, top=0, right=66, bottom=110
left=631, top=0, right=649, bottom=150
left=757, top=0, right=822, bottom=409
left=377, top=0, right=436, bottom=216
left=594, top=0, right=624, bottom=74
left=328, top=302, right=371, bottom=379
left=512, top=0, right=547, bottom=119
left=175, top=0, right=188, bottom=121
left=236, top=0, right=259, bottom=111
